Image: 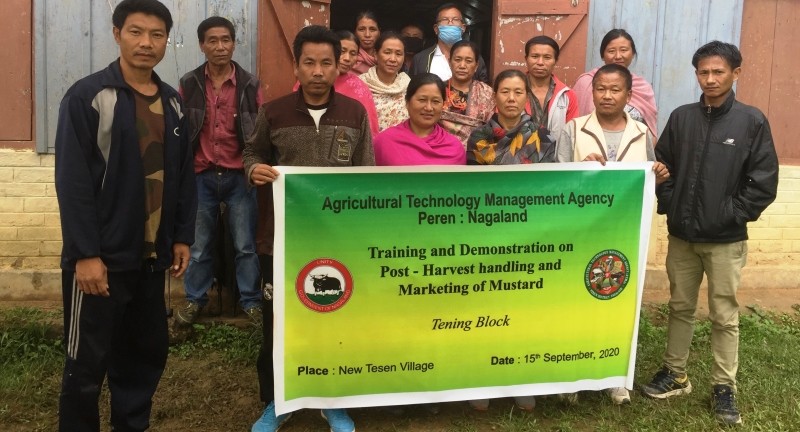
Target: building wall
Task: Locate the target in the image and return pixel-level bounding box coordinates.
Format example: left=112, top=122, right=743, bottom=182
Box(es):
left=1, top=0, right=798, bottom=299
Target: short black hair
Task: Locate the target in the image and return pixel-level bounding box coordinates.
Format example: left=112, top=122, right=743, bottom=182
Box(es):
left=436, top=3, right=463, bottom=19
left=525, top=35, right=560, bottom=60
left=692, top=40, right=742, bottom=69
left=112, top=0, right=173, bottom=33
left=197, top=16, right=235, bottom=43
left=335, top=30, right=359, bottom=49
left=405, top=73, right=445, bottom=102
left=449, top=40, right=480, bottom=60
left=600, top=29, right=636, bottom=57
left=493, top=69, right=530, bottom=94
left=375, top=31, right=404, bottom=52
left=593, top=63, right=633, bottom=91
left=292, top=25, right=342, bottom=65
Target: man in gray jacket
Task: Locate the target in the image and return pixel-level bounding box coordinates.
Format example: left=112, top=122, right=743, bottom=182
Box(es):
left=641, top=41, right=779, bottom=427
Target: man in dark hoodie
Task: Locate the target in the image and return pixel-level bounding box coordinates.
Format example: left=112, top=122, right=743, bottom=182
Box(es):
left=54, top=0, right=196, bottom=430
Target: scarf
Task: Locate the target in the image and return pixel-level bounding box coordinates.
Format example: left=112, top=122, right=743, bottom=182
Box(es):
left=467, top=114, right=555, bottom=165
left=374, top=120, right=466, bottom=166
left=360, top=67, right=411, bottom=131
left=352, top=47, right=377, bottom=75
left=440, top=80, right=496, bottom=149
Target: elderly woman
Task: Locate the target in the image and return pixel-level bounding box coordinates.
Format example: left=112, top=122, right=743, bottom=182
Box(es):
left=360, top=32, right=411, bottom=131
left=439, top=40, right=495, bottom=149
left=572, top=29, right=658, bottom=131
left=352, top=11, right=380, bottom=75
left=374, top=73, right=465, bottom=166
left=467, top=69, right=554, bottom=165
left=523, top=35, right=579, bottom=140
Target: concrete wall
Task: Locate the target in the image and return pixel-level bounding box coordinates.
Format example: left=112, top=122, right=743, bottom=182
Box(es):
left=1, top=147, right=798, bottom=300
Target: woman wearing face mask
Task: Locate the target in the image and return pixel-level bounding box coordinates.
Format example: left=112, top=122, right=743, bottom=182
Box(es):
left=572, top=29, right=658, bottom=132
left=360, top=32, right=411, bottom=131
left=374, top=73, right=464, bottom=166
left=439, top=40, right=495, bottom=148
left=352, top=11, right=381, bottom=75
left=468, top=69, right=554, bottom=166
left=523, top=35, right=579, bottom=144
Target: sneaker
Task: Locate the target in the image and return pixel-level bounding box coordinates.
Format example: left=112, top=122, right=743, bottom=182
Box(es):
left=251, top=401, right=292, bottom=432
left=244, top=305, right=263, bottom=327
left=712, top=384, right=742, bottom=426
left=468, top=399, right=490, bottom=411
left=605, top=387, right=631, bottom=405
left=557, top=392, right=579, bottom=405
left=320, top=408, right=355, bottom=432
left=176, top=301, right=201, bottom=326
left=514, top=395, right=536, bottom=411
left=641, top=366, right=692, bottom=399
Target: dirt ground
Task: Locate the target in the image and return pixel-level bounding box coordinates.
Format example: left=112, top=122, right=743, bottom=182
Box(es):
left=3, top=288, right=798, bottom=432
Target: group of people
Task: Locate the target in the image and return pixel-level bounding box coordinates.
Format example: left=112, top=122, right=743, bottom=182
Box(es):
left=53, top=0, right=778, bottom=431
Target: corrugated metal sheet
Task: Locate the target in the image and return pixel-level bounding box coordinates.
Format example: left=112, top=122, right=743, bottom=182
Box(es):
left=35, top=0, right=257, bottom=152
left=584, top=0, right=744, bottom=135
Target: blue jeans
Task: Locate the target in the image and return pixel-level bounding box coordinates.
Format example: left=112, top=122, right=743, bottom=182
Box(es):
left=184, top=170, right=261, bottom=309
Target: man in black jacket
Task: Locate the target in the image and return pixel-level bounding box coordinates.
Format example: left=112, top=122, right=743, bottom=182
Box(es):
left=641, top=41, right=778, bottom=427
left=409, top=3, right=489, bottom=83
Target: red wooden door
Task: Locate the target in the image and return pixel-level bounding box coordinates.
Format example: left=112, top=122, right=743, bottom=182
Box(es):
left=258, top=0, right=331, bottom=102
left=739, top=0, right=799, bottom=164
left=492, top=0, right=589, bottom=85
left=0, top=0, right=33, bottom=143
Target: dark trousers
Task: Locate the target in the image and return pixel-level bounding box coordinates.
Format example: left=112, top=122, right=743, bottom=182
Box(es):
left=59, top=268, right=168, bottom=432
left=257, top=255, right=275, bottom=403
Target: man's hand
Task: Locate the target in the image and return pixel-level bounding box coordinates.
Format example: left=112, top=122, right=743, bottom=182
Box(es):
left=250, top=163, right=281, bottom=185
left=76, top=257, right=109, bottom=297
left=582, top=153, right=607, bottom=165
left=653, top=161, right=670, bottom=185
left=170, top=243, right=190, bottom=278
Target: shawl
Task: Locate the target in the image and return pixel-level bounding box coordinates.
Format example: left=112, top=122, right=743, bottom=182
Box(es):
left=292, top=72, right=380, bottom=137
left=573, top=66, right=658, bottom=132
left=352, top=47, right=377, bottom=75
left=439, top=80, right=496, bottom=149
left=374, top=120, right=466, bottom=166
left=360, top=66, right=411, bottom=131
left=467, top=114, right=555, bottom=165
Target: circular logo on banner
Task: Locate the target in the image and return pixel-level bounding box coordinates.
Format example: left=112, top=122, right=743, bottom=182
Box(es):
left=295, top=258, right=353, bottom=312
left=584, top=250, right=630, bottom=300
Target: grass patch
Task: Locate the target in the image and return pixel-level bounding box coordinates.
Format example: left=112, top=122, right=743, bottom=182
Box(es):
left=0, top=305, right=798, bottom=431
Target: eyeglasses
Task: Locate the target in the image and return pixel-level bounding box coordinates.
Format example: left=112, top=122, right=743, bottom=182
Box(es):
left=437, top=17, right=464, bottom=25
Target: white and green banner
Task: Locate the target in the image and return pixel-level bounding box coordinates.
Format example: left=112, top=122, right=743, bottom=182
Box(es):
left=272, top=163, right=655, bottom=415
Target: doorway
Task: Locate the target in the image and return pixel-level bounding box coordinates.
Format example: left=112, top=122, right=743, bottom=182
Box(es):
left=329, top=0, right=494, bottom=74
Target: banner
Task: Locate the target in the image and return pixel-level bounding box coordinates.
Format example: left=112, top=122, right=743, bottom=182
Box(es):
left=273, top=163, right=655, bottom=415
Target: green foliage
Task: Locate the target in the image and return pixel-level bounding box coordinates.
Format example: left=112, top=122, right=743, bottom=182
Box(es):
left=169, top=322, right=260, bottom=363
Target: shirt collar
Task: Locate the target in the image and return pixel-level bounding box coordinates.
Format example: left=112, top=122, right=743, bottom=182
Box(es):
left=204, top=62, right=237, bottom=86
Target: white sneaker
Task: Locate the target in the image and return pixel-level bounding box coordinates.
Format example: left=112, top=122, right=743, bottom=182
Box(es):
left=605, top=387, right=631, bottom=405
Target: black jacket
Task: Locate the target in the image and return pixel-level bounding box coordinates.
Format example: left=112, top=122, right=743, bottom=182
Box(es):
left=655, top=91, right=778, bottom=243
left=55, top=60, right=197, bottom=271
left=410, top=44, right=489, bottom=84
left=179, top=60, right=261, bottom=151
